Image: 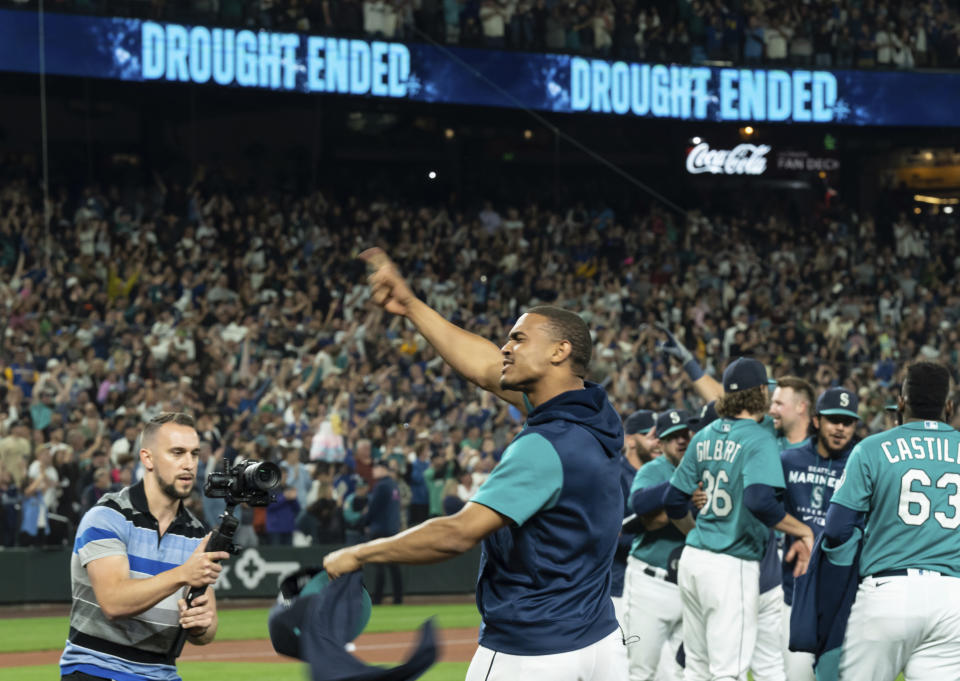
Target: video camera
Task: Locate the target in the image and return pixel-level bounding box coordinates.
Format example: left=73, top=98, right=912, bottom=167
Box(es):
left=171, top=458, right=282, bottom=657
left=205, top=458, right=282, bottom=507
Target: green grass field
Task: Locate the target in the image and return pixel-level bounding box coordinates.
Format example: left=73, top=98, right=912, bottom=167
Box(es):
left=0, top=603, right=482, bottom=653
left=0, top=605, right=907, bottom=681
left=0, top=603, right=480, bottom=680
left=0, top=661, right=473, bottom=680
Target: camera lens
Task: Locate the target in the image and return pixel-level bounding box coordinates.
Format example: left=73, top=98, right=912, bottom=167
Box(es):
left=243, top=461, right=281, bottom=491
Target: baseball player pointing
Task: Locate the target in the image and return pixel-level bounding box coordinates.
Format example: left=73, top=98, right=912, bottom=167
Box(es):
left=324, top=248, right=627, bottom=681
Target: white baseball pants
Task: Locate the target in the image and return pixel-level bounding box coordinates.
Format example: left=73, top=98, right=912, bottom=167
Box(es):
left=839, top=573, right=960, bottom=681
left=465, top=628, right=628, bottom=681
left=623, top=556, right=684, bottom=681
left=750, top=585, right=785, bottom=681
left=678, top=545, right=759, bottom=681
left=779, top=602, right=814, bottom=681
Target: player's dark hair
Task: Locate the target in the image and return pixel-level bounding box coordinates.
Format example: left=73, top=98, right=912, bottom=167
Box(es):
left=141, top=412, right=196, bottom=448
left=903, top=361, right=951, bottom=420
left=776, top=376, right=816, bottom=409
left=716, top=386, right=768, bottom=419
left=525, top=305, right=592, bottom=378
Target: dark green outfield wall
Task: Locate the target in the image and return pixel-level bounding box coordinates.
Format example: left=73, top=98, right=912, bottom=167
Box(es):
left=0, top=545, right=481, bottom=603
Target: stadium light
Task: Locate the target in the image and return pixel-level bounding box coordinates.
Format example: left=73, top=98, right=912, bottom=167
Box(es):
left=914, top=194, right=960, bottom=205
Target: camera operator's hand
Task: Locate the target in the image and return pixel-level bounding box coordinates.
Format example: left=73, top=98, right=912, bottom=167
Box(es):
left=179, top=534, right=231, bottom=588
left=178, top=591, right=215, bottom=636
left=323, top=546, right=362, bottom=579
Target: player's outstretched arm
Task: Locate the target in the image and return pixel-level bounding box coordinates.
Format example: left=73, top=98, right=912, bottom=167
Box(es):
left=657, top=323, right=723, bottom=402
left=360, top=247, right=525, bottom=412
left=323, top=502, right=510, bottom=577
left=743, top=484, right=814, bottom=575
left=690, top=374, right=724, bottom=403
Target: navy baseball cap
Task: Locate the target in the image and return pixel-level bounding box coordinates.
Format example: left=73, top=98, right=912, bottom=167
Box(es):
left=656, top=409, right=692, bottom=439
left=271, top=568, right=372, bottom=657
left=723, top=357, right=768, bottom=393
left=691, top=401, right=719, bottom=432
left=624, top=410, right=657, bottom=435
left=817, top=387, right=860, bottom=419
left=269, top=568, right=437, bottom=680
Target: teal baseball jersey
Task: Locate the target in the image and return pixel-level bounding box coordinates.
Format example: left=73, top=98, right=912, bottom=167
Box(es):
left=830, top=420, right=960, bottom=578
left=778, top=435, right=811, bottom=450
left=671, top=418, right=785, bottom=561
left=629, top=456, right=685, bottom=569
left=759, top=414, right=810, bottom=450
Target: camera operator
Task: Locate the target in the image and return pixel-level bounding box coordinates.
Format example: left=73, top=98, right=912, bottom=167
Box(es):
left=60, top=413, right=230, bottom=681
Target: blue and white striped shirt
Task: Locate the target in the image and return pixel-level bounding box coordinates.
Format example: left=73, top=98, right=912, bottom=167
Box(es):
left=60, top=481, right=207, bottom=681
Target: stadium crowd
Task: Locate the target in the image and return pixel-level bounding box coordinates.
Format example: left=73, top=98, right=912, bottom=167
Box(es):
left=4, top=0, right=959, bottom=68
left=0, top=167, right=959, bottom=551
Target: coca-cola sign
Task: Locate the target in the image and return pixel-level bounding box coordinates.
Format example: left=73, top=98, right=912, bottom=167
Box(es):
left=686, top=142, right=771, bottom=175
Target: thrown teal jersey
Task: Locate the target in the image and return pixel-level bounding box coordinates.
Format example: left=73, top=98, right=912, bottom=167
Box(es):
left=671, top=418, right=785, bottom=561
left=629, top=456, right=685, bottom=569
left=830, top=420, right=960, bottom=578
